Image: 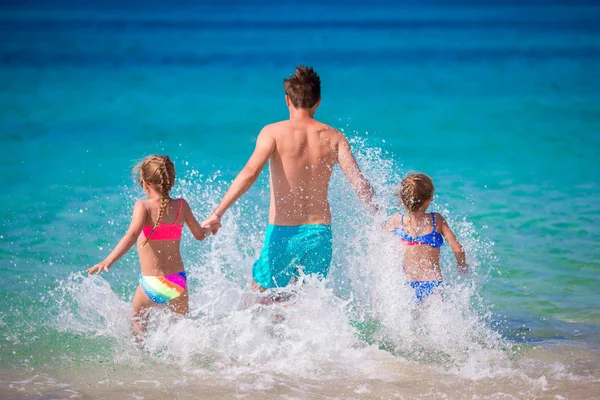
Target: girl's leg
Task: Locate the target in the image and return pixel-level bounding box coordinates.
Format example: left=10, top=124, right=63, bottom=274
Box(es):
left=167, top=289, right=189, bottom=315
left=132, top=285, right=155, bottom=338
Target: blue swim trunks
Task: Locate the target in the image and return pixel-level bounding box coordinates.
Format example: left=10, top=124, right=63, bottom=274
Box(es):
left=409, top=280, right=443, bottom=303
left=252, top=224, right=333, bottom=289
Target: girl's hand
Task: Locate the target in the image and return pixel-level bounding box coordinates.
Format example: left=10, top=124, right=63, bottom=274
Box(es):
left=202, top=226, right=217, bottom=236
left=86, top=261, right=111, bottom=275
left=194, top=227, right=215, bottom=241
left=201, top=213, right=222, bottom=235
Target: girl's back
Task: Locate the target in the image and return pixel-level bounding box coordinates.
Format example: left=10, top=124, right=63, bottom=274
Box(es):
left=388, top=212, right=444, bottom=281
left=137, top=198, right=186, bottom=276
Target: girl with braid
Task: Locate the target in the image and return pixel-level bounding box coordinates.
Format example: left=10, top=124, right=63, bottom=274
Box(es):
left=385, top=173, right=467, bottom=303
left=87, top=155, right=213, bottom=336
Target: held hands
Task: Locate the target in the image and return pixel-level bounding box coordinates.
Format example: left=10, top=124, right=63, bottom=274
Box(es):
left=201, top=213, right=222, bottom=235
left=197, top=226, right=217, bottom=240
left=86, top=261, right=111, bottom=275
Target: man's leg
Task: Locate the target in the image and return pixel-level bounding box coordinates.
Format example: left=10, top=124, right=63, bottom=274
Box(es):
left=299, top=225, right=333, bottom=281
left=243, top=225, right=295, bottom=308
left=252, top=225, right=296, bottom=289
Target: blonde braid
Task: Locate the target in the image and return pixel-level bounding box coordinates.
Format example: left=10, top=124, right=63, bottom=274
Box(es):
left=142, top=157, right=172, bottom=245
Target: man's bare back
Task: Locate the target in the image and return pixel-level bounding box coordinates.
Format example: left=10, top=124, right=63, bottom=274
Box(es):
left=266, top=118, right=343, bottom=225
left=203, top=114, right=374, bottom=229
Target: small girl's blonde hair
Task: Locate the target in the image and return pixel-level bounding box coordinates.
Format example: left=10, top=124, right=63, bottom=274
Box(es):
left=395, top=173, right=434, bottom=213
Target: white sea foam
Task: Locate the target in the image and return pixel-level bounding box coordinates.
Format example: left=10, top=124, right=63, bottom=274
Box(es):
left=44, top=136, right=599, bottom=398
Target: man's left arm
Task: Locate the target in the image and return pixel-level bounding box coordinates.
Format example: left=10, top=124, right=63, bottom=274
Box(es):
left=202, top=127, right=276, bottom=231
left=337, top=135, right=377, bottom=213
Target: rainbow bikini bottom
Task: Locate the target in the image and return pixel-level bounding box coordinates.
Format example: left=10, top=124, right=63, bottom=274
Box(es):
left=139, top=271, right=187, bottom=304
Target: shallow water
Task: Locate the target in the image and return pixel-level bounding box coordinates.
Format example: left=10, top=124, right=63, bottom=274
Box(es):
left=2, top=343, right=600, bottom=399
left=1, top=0, right=599, bottom=398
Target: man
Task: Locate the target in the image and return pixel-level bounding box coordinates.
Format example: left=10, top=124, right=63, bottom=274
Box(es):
left=202, top=65, right=376, bottom=293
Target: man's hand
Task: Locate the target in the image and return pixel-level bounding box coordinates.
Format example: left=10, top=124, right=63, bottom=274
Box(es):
left=201, top=213, right=222, bottom=235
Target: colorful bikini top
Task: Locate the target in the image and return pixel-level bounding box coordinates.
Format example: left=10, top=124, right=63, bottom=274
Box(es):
left=393, top=212, right=444, bottom=248
left=141, top=199, right=184, bottom=241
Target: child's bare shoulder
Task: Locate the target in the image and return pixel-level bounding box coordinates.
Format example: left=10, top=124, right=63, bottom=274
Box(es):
left=135, top=198, right=151, bottom=207
left=130, top=200, right=151, bottom=219
left=384, top=213, right=403, bottom=231
left=433, top=212, right=449, bottom=229
left=133, top=199, right=154, bottom=213
left=133, top=199, right=148, bottom=207
left=433, top=212, right=446, bottom=222
left=179, top=198, right=192, bottom=211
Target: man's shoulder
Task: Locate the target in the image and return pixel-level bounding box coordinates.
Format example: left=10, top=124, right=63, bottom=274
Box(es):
left=265, top=120, right=290, bottom=128
left=261, top=120, right=344, bottom=142
left=259, top=120, right=289, bottom=136
left=316, top=121, right=340, bottom=132
left=310, top=121, right=345, bottom=142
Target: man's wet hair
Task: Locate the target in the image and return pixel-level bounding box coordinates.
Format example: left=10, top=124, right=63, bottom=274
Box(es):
left=283, top=65, right=321, bottom=109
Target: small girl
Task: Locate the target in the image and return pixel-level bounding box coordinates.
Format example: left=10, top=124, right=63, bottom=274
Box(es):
left=385, top=173, right=467, bottom=303
left=87, top=155, right=212, bottom=336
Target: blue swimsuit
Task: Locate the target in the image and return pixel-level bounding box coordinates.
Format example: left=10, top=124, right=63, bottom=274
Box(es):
left=393, top=213, right=444, bottom=248
left=394, top=213, right=444, bottom=302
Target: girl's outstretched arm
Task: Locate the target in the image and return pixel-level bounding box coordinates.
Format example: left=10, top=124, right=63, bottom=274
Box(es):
left=86, top=201, right=146, bottom=275
left=182, top=200, right=212, bottom=240
left=437, top=213, right=468, bottom=271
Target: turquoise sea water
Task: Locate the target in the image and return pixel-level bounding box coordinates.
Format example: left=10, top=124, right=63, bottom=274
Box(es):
left=1, top=1, right=599, bottom=398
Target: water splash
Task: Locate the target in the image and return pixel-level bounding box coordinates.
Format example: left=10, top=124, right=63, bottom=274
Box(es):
left=36, top=133, right=600, bottom=398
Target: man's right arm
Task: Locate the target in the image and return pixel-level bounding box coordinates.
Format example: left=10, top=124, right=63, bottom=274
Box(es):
left=337, top=135, right=377, bottom=213
left=202, top=127, right=276, bottom=231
